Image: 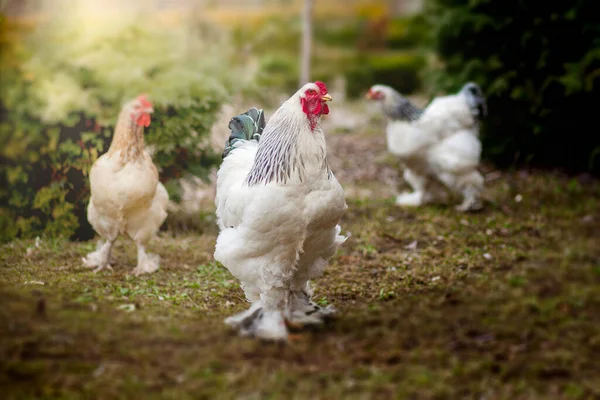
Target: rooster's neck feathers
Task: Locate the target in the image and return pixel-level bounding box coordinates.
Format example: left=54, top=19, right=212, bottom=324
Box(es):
left=244, top=98, right=330, bottom=186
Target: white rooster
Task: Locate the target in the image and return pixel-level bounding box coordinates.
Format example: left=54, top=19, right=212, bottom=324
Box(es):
left=366, top=83, right=487, bottom=211
left=83, top=95, right=169, bottom=275
left=214, top=81, right=347, bottom=341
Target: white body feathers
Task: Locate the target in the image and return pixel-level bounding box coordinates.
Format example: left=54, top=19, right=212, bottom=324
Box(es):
left=374, top=85, right=485, bottom=211
left=214, top=85, right=347, bottom=340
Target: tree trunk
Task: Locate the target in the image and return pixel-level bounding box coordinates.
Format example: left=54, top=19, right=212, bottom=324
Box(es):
left=299, top=0, right=313, bottom=86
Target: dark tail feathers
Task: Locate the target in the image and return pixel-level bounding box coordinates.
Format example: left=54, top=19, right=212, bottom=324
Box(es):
left=459, top=82, right=487, bottom=120
left=222, top=107, right=265, bottom=159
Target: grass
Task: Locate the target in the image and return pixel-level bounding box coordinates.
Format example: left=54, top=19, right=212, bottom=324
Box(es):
left=1, top=124, right=599, bottom=398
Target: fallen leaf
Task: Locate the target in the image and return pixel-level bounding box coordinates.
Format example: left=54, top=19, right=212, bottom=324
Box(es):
left=404, top=240, right=418, bottom=250
left=92, top=364, right=106, bottom=378
left=581, top=215, right=595, bottom=224
left=117, top=304, right=136, bottom=312
left=24, top=280, right=45, bottom=285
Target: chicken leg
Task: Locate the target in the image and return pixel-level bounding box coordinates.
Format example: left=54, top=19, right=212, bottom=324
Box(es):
left=225, top=282, right=336, bottom=341
left=437, top=170, right=484, bottom=212
left=288, top=288, right=336, bottom=325
left=396, top=169, right=449, bottom=206
left=131, top=242, right=160, bottom=276
left=82, top=239, right=115, bottom=273
left=224, top=287, right=289, bottom=341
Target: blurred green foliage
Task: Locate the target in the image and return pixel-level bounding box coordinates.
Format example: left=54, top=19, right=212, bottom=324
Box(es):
left=386, top=14, right=429, bottom=50
left=425, top=0, right=600, bottom=174
left=346, top=13, right=429, bottom=97
left=0, top=13, right=238, bottom=242
left=315, top=20, right=361, bottom=48
left=229, top=15, right=301, bottom=102
left=256, top=53, right=300, bottom=96
left=345, top=52, right=426, bottom=98
left=231, top=11, right=428, bottom=101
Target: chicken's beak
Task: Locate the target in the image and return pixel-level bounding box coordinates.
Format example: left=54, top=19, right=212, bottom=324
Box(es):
left=321, top=94, right=332, bottom=102
left=365, top=90, right=373, bottom=99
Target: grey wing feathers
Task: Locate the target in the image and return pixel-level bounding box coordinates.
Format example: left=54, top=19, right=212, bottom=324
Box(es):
left=394, top=98, right=424, bottom=122
left=222, top=107, right=266, bottom=159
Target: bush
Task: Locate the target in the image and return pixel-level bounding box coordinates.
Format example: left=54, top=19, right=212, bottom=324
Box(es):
left=425, top=0, right=600, bottom=174
left=345, top=52, right=426, bottom=98
left=315, top=11, right=429, bottom=51
left=315, top=20, right=361, bottom=49
left=256, top=53, right=299, bottom=96
left=0, top=13, right=240, bottom=242
left=229, top=15, right=301, bottom=103
left=387, top=15, right=429, bottom=50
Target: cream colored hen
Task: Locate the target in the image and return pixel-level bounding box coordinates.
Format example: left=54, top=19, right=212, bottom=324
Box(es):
left=83, top=95, right=168, bottom=275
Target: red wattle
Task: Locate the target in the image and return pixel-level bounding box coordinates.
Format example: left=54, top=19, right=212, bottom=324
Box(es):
left=137, top=113, right=151, bottom=127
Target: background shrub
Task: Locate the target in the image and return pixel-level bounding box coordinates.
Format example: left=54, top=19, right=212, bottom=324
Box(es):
left=0, top=13, right=240, bottom=242
left=256, top=53, right=300, bottom=97
left=231, top=7, right=429, bottom=102
left=345, top=52, right=426, bottom=98
left=424, top=0, right=600, bottom=174
left=386, top=15, right=429, bottom=50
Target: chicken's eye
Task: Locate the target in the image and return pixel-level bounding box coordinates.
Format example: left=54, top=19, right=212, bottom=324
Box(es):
left=307, top=89, right=316, bottom=95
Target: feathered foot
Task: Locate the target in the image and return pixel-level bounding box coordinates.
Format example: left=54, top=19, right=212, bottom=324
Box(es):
left=456, top=186, right=484, bottom=212
left=224, top=289, right=336, bottom=341
left=289, top=290, right=336, bottom=326
left=452, top=172, right=484, bottom=212
left=395, top=191, right=424, bottom=207
left=456, top=196, right=483, bottom=212
left=224, top=303, right=288, bottom=341
left=224, top=295, right=336, bottom=342
left=131, top=244, right=160, bottom=276
left=82, top=240, right=114, bottom=273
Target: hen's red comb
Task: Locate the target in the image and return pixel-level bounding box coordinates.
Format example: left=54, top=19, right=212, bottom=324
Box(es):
left=136, top=94, right=153, bottom=109
left=315, top=81, right=328, bottom=94
left=131, top=94, right=153, bottom=127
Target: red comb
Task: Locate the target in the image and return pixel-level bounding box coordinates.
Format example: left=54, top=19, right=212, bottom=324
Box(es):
left=131, top=94, right=152, bottom=127
left=136, top=94, right=153, bottom=109
left=315, top=81, right=328, bottom=94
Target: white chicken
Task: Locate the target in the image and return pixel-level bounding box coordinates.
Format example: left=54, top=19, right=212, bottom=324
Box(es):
left=83, top=95, right=169, bottom=275
left=214, top=81, right=347, bottom=341
left=366, top=83, right=487, bottom=211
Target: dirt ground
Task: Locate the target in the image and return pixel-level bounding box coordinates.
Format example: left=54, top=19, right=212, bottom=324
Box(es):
left=1, top=107, right=599, bottom=399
